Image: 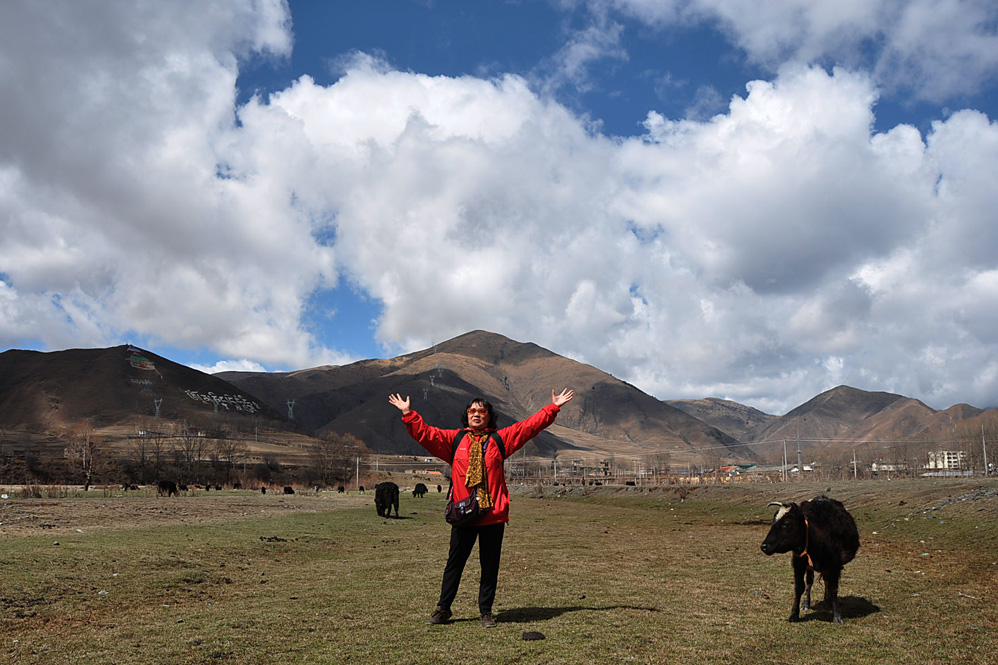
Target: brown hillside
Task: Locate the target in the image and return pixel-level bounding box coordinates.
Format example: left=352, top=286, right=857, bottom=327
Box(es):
left=219, top=330, right=747, bottom=462
left=845, top=397, right=940, bottom=442
left=743, top=385, right=906, bottom=452
left=0, top=345, right=284, bottom=432
left=666, top=397, right=777, bottom=441
left=668, top=386, right=997, bottom=467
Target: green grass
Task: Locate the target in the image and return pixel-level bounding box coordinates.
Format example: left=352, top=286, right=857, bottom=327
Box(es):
left=2, top=480, right=997, bottom=664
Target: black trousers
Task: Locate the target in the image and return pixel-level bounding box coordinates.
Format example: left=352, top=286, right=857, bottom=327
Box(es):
left=438, top=522, right=506, bottom=614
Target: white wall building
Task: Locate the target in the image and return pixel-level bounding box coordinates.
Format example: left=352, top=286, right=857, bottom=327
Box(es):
left=926, top=450, right=965, bottom=471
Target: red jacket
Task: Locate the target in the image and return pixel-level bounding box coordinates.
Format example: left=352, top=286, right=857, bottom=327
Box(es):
left=401, top=403, right=561, bottom=526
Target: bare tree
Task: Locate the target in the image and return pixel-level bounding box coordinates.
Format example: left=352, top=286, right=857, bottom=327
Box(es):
left=0, top=443, right=17, bottom=484
left=175, top=420, right=208, bottom=483
left=129, top=422, right=161, bottom=484
left=644, top=451, right=671, bottom=482
left=888, top=441, right=910, bottom=478
left=211, top=435, right=247, bottom=485
left=312, top=432, right=361, bottom=487
left=63, top=419, right=104, bottom=490
left=701, top=451, right=723, bottom=479
left=148, top=430, right=168, bottom=482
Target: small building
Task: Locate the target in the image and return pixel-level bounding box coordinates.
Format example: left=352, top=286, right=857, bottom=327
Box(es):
left=926, top=450, right=965, bottom=471
left=871, top=460, right=907, bottom=473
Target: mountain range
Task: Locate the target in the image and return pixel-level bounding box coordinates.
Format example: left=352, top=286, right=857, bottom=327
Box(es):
left=0, top=345, right=284, bottom=432
left=217, top=330, right=743, bottom=461
left=1, top=331, right=992, bottom=464
left=667, top=386, right=987, bottom=459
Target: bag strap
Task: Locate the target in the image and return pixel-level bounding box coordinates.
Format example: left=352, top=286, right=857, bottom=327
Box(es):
left=446, top=430, right=506, bottom=499
left=449, top=429, right=506, bottom=464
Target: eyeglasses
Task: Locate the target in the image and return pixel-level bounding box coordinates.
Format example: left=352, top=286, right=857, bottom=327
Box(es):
left=467, top=408, right=488, bottom=415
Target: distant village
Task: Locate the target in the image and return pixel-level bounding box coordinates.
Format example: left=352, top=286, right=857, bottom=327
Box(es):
left=1, top=418, right=993, bottom=494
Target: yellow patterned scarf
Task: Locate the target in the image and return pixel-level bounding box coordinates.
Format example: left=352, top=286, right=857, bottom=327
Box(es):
left=464, top=431, right=493, bottom=510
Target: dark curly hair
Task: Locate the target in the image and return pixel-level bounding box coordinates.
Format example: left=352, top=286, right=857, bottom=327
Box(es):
left=460, top=397, right=497, bottom=429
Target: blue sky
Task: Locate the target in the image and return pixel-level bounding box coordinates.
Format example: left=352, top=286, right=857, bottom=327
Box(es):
left=241, top=3, right=764, bottom=135
left=2, top=1, right=998, bottom=414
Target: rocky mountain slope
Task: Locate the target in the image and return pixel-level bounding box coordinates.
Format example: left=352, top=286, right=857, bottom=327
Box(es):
left=218, top=330, right=746, bottom=460
left=0, top=345, right=283, bottom=431
left=664, top=397, right=777, bottom=442
left=669, top=385, right=990, bottom=459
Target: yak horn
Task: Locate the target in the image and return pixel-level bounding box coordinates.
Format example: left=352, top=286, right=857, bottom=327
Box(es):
left=767, top=501, right=785, bottom=507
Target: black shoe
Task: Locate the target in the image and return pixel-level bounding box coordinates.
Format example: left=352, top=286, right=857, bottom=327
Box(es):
left=426, top=606, right=452, bottom=625
left=480, top=613, right=497, bottom=628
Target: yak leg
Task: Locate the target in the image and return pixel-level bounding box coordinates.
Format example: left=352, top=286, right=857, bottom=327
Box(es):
left=824, top=567, right=844, bottom=623
left=801, top=566, right=814, bottom=611
left=789, top=555, right=809, bottom=622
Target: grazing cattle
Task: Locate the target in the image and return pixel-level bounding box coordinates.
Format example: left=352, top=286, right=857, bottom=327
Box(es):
left=436, top=484, right=442, bottom=493
left=412, top=482, right=428, bottom=498
left=761, top=496, right=860, bottom=623
left=157, top=480, right=178, bottom=497
left=179, top=484, right=189, bottom=492
left=337, top=485, right=345, bottom=493
left=374, top=481, right=399, bottom=518
left=283, top=486, right=295, bottom=495
left=261, top=487, right=267, bottom=494
left=359, top=485, right=365, bottom=494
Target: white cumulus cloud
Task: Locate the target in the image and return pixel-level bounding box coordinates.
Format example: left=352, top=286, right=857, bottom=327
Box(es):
left=1, top=1, right=997, bottom=414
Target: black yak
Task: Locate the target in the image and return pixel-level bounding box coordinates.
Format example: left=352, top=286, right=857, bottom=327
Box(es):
left=412, top=482, right=428, bottom=498
left=761, top=496, right=860, bottom=623
left=157, top=480, right=178, bottom=497
left=375, top=481, right=399, bottom=518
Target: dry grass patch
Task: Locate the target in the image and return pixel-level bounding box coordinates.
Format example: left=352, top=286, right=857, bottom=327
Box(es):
left=1, top=480, right=997, bottom=664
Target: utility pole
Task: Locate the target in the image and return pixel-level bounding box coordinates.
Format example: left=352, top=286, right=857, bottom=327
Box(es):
left=796, top=419, right=803, bottom=473
left=983, top=424, right=990, bottom=476
left=852, top=450, right=858, bottom=479
left=782, top=439, right=788, bottom=482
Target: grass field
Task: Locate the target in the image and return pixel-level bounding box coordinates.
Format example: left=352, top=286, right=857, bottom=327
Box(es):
left=2, top=479, right=997, bottom=664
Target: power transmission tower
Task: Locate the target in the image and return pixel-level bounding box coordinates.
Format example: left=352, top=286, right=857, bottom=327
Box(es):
left=287, top=399, right=296, bottom=421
